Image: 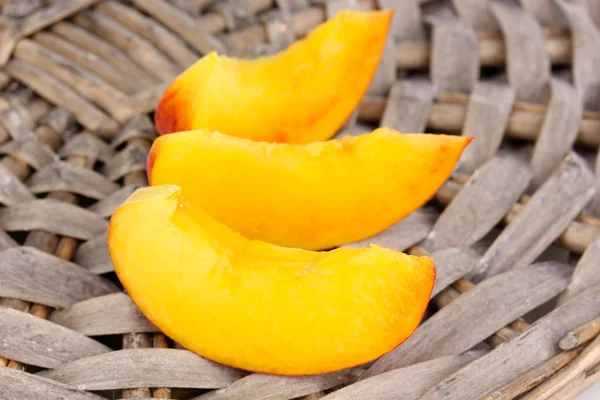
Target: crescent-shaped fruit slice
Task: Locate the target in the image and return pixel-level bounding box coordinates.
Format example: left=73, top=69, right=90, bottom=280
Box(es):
left=154, top=9, right=393, bottom=143
left=108, top=184, right=436, bottom=375
left=147, top=127, right=473, bottom=251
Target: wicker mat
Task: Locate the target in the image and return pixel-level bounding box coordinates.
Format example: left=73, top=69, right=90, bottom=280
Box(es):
left=1, top=0, right=600, bottom=399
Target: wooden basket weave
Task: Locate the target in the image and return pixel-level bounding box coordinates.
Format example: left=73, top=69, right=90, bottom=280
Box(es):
left=2, top=0, right=600, bottom=399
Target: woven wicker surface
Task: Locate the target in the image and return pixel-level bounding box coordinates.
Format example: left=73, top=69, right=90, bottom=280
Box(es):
left=1, top=0, right=600, bottom=399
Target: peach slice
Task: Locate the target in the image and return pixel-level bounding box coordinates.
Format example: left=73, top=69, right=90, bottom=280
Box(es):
left=108, top=184, right=435, bottom=375
left=148, top=128, right=472, bottom=251
left=154, top=9, right=393, bottom=143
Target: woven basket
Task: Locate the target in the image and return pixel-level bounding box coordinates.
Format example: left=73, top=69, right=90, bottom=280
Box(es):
left=2, top=0, right=600, bottom=399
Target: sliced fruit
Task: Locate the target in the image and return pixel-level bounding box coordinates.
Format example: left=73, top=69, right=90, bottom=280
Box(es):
left=154, top=9, right=393, bottom=143
left=148, top=127, right=472, bottom=251
left=108, top=184, right=435, bottom=375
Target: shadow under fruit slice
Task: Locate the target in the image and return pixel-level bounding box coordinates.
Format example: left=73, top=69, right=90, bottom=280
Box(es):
left=154, top=9, right=393, bottom=144
left=147, top=127, right=473, bottom=251
left=108, top=184, right=436, bottom=375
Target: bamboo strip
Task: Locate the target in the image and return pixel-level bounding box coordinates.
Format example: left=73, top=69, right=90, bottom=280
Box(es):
left=152, top=333, right=172, bottom=399
left=545, top=372, right=586, bottom=400
left=482, top=346, right=585, bottom=400
left=577, top=363, right=600, bottom=397
left=192, top=0, right=572, bottom=70
left=358, top=94, right=600, bottom=148
left=521, top=333, right=600, bottom=399
left=560, top=317, right=600, bottom=351
left=421, top=286, right=600, bottom=399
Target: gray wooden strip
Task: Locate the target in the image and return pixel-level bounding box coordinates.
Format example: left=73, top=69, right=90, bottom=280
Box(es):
left=264, top=14, right=296, bottom=54
left=378, top=0, right=425, bottom=41
left=102, top=142, right=148, bottom=181
left=275, top=0, right=308, bottom=12
left=0, top=367, right=105, bottom=400
left=0, top=246, right=118, bottom=308
left=490, top=1, right=550, bottom=103
left=194, top=368, right=359, bottom=400
left=363, top=261, right=571, bottom=378
left=320, top=351, right=485, bottom=400
left=555, top=0, right=600, bottom=110
left=589, top=151, right=600, bottom=217
left=475, top=152, right=596, bottom=279
left=0, top=307, right=111, bottom=369
left=0, top=198, right=109, bottom=240
left=1, top=0, right=42, bottom=18
left=420, top=285, right=600, bottom=400
left=341, top=207, right=437, bottom=252
left=33, top=30, right=140, bottom=95
left=457, top=82, right=515, bottom=173
left=0, top=0, right=105, bottom=66
left=39, top=107, right=76, bottom=140
left=49, top=20, right=155, bottom=90
left=210, top=0, right=257, bottom=31
left=325, top=0, right=357, bottom=17
left=380, top=79, right=436, bottom=132
left=367, top=38, right=396, bottom=96
left=95, top=1, right=199, bottom=70
left=430, top=247, right=481, bottom=297
left=451, top=0, right=499, bottom=30
left=0, top=228, right=17, bottom=251
left=426, top=17, right=479, bottom=93
left=89, top=184, right=140, bottom=218
left=0, top=134, right=56, bottom=170
left=27, top=161, right=120, bottom=200
left=530, top=79, right=583, bottom=189
left=584, top=0, right=600, bottom=31
left=0, top=163, right=35, bottom=206
left=39, top=348, right=247, bottom=390
left=424, top=155, right=531, bottom=252
left=49, top=292, right=158, bottom=335
left=363, top=0, right=396, bottom=97
left=0, top=104, right=35, bottom=140
left=5, top=60, right=120, bottom=139
left=74, top=234, right=113, bottom=274
left=520, top=0, right=561, bottom=25
left=14, top=38, right=134, bottom=123
left=131, top=0, right=226, bottom=54
left=421, top=0, right=458, bottom=20
left=111, top=115, right=155, bottom=149
left=58, top=132, right=115, bottom=164
left=73, top=10, right=180, bottom=82
left=557, top=236, right=600, bottom=306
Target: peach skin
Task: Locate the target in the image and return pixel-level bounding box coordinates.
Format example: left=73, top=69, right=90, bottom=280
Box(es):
left=108, top=184, right=436, bottom=375
left=154, top=9, right=393, bottom=143
left=147, top=127, right=473, bottom=251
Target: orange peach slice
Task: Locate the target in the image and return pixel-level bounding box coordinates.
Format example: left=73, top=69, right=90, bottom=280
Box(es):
left=154, top=9, right=393, bottom=143
left=108, top=184, right=435, bottom=375
left=148, top=127, right=472, bottom=251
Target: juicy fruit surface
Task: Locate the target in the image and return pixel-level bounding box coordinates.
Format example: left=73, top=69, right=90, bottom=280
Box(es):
left=108, top=185, right=435, bottom=375
left=148, top=128, right=472, bottom=251
left=154, top=10, right=393, bottom=144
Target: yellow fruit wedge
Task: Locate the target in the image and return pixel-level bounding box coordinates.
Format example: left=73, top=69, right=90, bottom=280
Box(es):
left=108, top=184, right=436, bottom=375
left=148, top=128, right=472, bottom=250
left=154, top=9, right=393, bottom=144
